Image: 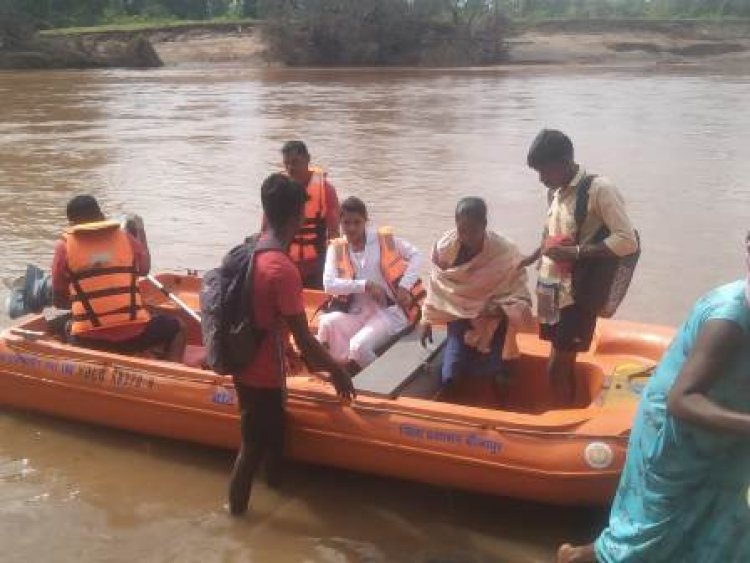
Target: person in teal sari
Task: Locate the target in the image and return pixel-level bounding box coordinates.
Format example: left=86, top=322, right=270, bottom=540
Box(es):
left=559, top=233, right=750, bottom=563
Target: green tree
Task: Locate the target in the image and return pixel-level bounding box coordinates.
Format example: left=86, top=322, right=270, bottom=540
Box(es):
left=262, top=0, right=508, bottom=66
left=1, top=0, right=34, bottom=48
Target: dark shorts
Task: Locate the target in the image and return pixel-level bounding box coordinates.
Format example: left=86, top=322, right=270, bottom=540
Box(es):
left=74, top=315, right=181, bottom=354
left=539, top=303, right=598, bottom=353
left=235, top=384, right=285, bottom=455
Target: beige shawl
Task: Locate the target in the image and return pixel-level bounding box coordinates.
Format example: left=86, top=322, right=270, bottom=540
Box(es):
left=422, top=229, right=533, bottom=358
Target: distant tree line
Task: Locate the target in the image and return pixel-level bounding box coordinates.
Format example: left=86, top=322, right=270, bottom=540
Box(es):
left=499, top=0, right=750, bottom=19
left=4, top=0, right=749, bottom=30
left=1, top=0, right=32, bottom=46
left=2, top=0, right=259, bottom=28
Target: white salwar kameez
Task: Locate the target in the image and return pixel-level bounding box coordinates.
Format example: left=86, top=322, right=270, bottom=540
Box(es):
left=317, top=227, right=421, bottom=367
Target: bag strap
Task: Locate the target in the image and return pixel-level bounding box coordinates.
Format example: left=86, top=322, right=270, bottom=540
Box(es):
left=574, top=174, right=597, bottom=244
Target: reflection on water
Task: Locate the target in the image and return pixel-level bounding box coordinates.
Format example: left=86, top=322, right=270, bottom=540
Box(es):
left=0, top=65, right=748, bottom=561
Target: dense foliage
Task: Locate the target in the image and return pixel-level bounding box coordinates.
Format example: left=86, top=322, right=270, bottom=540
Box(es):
left=3, top=0, right=748, bottom=30
left=3, top=0, right=258, bottom=28
left=502, top=0, right=750, bottom=19
left=1, top=0, right=33, bottom=47
left=262, top=0, right=509, bottom=65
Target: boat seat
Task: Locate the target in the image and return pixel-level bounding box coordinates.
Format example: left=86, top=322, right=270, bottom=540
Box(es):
left=354, top=327, right=447, bottom=399
left=398, top=347, right=446, bottom=399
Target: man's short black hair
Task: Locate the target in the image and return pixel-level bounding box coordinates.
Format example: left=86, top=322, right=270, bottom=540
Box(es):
left=340, top=196, right=368, bottom=219
left=455, top=197, right=487, bottom=225
left=527, top=129, right=574, bottom=169
left=66, top=194, right=104, bottom=224
left=281, top=140, right=309, bottom=157
left=261, top=173, right=306, bottom=229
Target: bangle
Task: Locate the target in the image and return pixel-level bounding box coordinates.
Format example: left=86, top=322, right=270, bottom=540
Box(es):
left=575, top=245, right=581, bottom=260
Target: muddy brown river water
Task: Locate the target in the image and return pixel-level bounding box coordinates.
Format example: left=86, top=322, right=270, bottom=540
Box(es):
left=0, top=64, right=748, bottom=562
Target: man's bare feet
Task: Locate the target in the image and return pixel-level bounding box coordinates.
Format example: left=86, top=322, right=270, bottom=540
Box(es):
left=557, top=543, right=596, bottom=563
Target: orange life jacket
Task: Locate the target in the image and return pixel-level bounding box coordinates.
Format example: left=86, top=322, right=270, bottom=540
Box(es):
left=331, top=227, right=426, bottom=325
left=288, top=167, right=328, bottom=267
left=64, top=220, right=150, bottom=337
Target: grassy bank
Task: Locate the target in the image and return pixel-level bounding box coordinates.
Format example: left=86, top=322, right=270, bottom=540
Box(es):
left=40, top=15, right=750, bottom=38
left=39, top=17, right=256, bottom=37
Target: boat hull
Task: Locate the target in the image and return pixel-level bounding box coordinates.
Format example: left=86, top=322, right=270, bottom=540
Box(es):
left=0, top=318, right=673, bottom=506
left=0, top=360, right=621, bottom=505
left=0, top=272, right=674, bottom=506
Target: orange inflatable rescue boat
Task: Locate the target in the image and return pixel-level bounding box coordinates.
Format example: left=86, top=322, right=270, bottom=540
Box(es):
left=0, top=273, right=673, bottom=505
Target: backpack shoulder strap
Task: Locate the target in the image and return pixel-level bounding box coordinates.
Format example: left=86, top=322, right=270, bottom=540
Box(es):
left=239, top=235, right=285, bottom=320
left=574, top=174, right=597, bottom=237
left=239, top=235, right=261, bottom=322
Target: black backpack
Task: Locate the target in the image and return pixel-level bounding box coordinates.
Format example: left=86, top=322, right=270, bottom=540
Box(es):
left=572, top=175, right=641, bottom=318
left=200, top=234, right=278, bottom=376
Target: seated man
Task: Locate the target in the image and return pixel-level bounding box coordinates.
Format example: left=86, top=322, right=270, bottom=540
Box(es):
left=51, top=195, right=186, bottom=361
left=420, top=197, right=532, bottom=387
left=317, top=196, right=423, bottom=372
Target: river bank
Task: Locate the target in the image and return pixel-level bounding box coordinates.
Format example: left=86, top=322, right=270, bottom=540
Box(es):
left=2, top=18, right=749, bottom=70
left=509, top=19, right=750, bottom=69
left=0, top=15, right=165, bottom=69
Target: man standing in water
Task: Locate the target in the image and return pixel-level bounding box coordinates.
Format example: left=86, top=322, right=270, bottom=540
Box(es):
left=229, top=173, right=354, bottom=516
left=280, top=140, right=341, bottom=289
left=520, top=129, right=637, bottom=406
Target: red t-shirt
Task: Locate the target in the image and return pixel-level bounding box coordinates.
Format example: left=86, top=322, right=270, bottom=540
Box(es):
left=51, top=233, right=150, bottom=342
left=236, top=249, right=306, bottom=389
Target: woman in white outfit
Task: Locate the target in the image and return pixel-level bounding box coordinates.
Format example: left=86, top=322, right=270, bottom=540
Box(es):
left=317, top=197, right=422, bottom=371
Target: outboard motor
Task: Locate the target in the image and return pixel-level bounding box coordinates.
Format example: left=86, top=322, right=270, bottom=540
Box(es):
left=6, top=264, right=53, bottom=319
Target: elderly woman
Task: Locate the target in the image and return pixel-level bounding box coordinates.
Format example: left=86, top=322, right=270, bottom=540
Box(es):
left=559, top=232, right=750, bottom=563
left=420, top=197, right=532, bottom=386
